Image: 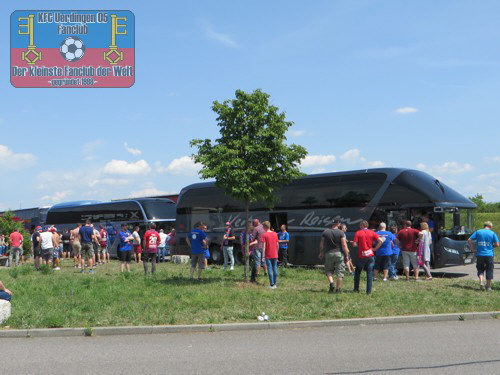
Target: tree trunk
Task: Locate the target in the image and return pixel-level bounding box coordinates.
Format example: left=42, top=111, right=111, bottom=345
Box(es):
left=244, top=201, right=250, bottom=282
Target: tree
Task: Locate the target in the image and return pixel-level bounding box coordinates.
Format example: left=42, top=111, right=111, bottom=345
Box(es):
left=190, top=89, right=307, bottom=281
left=0, top=211, right=31, bottom=255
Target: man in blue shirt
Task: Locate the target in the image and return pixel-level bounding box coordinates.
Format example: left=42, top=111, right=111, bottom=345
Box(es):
left=374, top=222, right=395, bottom=281
left=119, top=224, right=134, bottom=272
left=186, top=222, right=208, bottom=281
left=278, top=224, right=290, bottom=267
left=468, top=221, right=499, bottom=291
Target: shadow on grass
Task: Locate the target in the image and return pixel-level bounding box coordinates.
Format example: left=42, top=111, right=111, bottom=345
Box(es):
left=449, top=283, right=480, bottom=291
left=155, top=276, right=224, bottom=285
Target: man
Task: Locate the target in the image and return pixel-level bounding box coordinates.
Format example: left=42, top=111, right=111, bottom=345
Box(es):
left=261, top=221, right=280, bottom=288
left=119, top=224, right=134, bottom=272
left=71, top=223, right=82, bottom=268
left=61, top=229, right=71, bottom=260
left=250, top=219, right=266, bottom=282
left=468, top=221, right=499, bottom=291
left=132, top=226, right=142, bottom=263
left=319, top=220, right=349, bottom=294
left=51, top=228, right=61, bottom=271
left=157, top=229, right=168, bottom=263
left=31, top=226, right=42, bottom=270
left=8, top=228, right=24, bottom=268
left=0, top=280, right=12, bottom=302
left=397, top=220, right=421, bottom=281
left=39, top=226, right=55, bottom=266
left=278, top=224, right=290, bottom=267
left=79, top=220, right=96, bottom=274
left=186, top=222, right=208, bottom=281
left=374, top=223, right=395, bottom=282
left=143, top=223, right=161, bottom=275
left=221, top=221, right=235, bottom=270
left=92, top=225, right=101, bottom=265
left=202, top=224, right=210, bottom=270
left=353, top=221, right=383, bottom=295
left=98, top=225, right=109, bottom=264
left=167, top=228, right=176, bottom=255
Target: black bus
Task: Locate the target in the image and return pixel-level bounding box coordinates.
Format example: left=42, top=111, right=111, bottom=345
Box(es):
left=0, top=206, right=50, bottom=230
left=175, top=168, right=476, bottom=267
left=46, top=198, right=176, bottom=257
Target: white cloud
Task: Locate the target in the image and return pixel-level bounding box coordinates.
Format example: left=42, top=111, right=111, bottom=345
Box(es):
left=88, top=178, right=131, bottom=187
left=41, top=190, right=71, bottom=203
left=485, top=156, right=500, bottom=163
left=0, top=144, right=36, bottom=169
left=202, top=21, right=239, bottom=48
left=290, top=130, right=307, bottom=137
left=82, top=140, right=104, bottom=161
left=301, top=154, right=336, bottom=167
left=366, top=160, right=384, bottom=167
left=394, top=107, right=419, bottom=114
left=129, top=188, right=177, bottom=198
left=124, top=142, right=142, bottom=156
left=416, top=162, right=473, bottom=175
left=103, top=160, right=151, bottom=175
left=340, top=148, right=362, bottom=163
left=159, top=156, right=201, bottom=176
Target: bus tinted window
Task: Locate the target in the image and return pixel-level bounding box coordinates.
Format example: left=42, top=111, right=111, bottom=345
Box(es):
left=140, top=201, right=176, bottom=220
left=47, top=201, right=145, bottom=224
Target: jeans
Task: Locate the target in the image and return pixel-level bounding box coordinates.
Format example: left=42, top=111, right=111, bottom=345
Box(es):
left=250, top=249, right=262, bottom=281
left=389, top=254, right=399, bottom=278
left=157, top=246, right=166, bottom=262
left=8, top=247, right=22, bottom=267
left=223, top=246, right=234, bottom=268
left=0, top=291, right=11, bottom=302
left=0, top=245, right=7, bottom=256
left=143, top=252, right=157, bottom=274
left=354, top=257, right=375, bottom=294
left=265, top=258, right=278, bottom=286
left=279, top=247, right=288, bottom=267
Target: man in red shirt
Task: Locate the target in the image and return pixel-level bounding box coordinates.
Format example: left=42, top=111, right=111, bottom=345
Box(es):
left=353, top=221, right=383, bottom=295
left=143, top=223, right=161, bottom=275
left=261, top=221, right=279, bottom=289
left=397, top=220, right=421, bottom=281
left=8, top=229, right=24, bottom=268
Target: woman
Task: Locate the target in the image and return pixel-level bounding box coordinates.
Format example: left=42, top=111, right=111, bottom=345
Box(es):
left=419, top=222, right=433, bottom=280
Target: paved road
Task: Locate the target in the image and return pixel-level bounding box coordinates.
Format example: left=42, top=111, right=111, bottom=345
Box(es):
left=1, top=320, right=499, bottom=374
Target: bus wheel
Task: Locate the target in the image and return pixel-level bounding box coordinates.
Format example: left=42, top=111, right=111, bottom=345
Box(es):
left=209, top=245, right=223, bottom=264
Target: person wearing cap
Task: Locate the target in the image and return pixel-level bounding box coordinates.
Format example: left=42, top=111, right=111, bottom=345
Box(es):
left=221, top=221, right=236, bottom=270
left=31, top=226, right=42, bottom=270
left=119, top=224, right=134, bottom=272
left=319, top=220, right=350, bottom=293
left=250, top=219, right=266, bottom=282
left=39, top=226, right=55, bottom=267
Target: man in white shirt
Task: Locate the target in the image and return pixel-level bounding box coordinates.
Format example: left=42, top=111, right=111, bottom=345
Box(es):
left=39, top=226, right=55, bottom=266
left=157, top=229, right=168, bottom=263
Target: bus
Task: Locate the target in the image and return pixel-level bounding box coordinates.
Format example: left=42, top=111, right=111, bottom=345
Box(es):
left=175, top=168, right=477, bottom=268
left=0, top=206, right=50, bottom=230
left=46, top=198, right=176, bottom=257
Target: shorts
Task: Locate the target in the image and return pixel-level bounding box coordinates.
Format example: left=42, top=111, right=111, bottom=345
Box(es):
left=402, top=251, right=418, bottom=269
left=204, top=248, right=210, bottom=260
left=120, top=250, right=132, bottom=262
left=191, top=253, right=205, bottom=269
left=133, top=245, right=142, bottom=254
left=324, top=251, right=345, bottom=277
left=93, top=242, right=99, bottom=255
left=72, top=241, right=81, bottom=257
left=41, top=248, right=53, bottom=262
left=33, top=247, right=41, bottom=258
left=251, top=249, right=262, bottom=267
left=375, top=255, right=391, bottom=271
left=476, top=256, right=494, bottom=280
left=81, top=242, right=93, bottom=260
left=53, top=247, right=59, bottom=259
left=99, top=245, right=107, bottom=255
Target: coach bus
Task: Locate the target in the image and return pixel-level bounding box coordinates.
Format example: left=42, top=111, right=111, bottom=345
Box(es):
left=0, top=206, right=50, bottom=230
left=46, top=198, right=176, bottom=257
left=175, top=168, right=476, bottom=268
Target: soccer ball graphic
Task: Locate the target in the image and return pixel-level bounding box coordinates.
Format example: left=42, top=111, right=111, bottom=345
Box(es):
left=60, top=37, right=86, bottom=62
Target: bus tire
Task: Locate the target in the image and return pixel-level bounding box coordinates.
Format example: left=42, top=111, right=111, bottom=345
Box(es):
left=209, top=245, right=223, bottom=264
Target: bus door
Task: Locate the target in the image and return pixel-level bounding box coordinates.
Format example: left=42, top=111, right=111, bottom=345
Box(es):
left=269, top=212, right=287, bottom=231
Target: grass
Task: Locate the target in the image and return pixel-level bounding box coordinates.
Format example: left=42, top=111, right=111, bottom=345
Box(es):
left=0, top=260, right=499, bottom=329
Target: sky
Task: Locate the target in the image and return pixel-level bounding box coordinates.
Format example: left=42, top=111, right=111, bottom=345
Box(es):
left=2, top=0, right=500, bottom=211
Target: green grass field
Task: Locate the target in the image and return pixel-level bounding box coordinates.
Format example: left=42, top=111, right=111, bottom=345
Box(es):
left=1, top=259, right=498, bottom=329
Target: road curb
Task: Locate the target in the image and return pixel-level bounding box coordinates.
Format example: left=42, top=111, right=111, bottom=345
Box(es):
left=1, top=311, right=499, bottom=338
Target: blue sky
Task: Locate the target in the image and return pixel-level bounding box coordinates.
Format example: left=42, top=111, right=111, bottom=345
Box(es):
left=2, top=0, right=500, bottom=210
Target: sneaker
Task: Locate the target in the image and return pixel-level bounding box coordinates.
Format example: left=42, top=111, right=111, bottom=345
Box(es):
left=335, top=288, right=341, bottom=294
left=271, top=285, right=277, bottom=289
left=222, top=267, right=227, bottom=270
left=89, top=269, right=95, bottom=274
left=329, top=284, right=335, bottom=294
left=77, top=264, right=81, bottom=269
left=266, top=285, right=274, bottom=289
left=486, top=286, right=492, bottom=291
left=383, top=278, right=388, bottom=282
left=54, top=267, right=61, bottom=271
left=80, top=269, right=85, bottom=274
left=480, top=283, right=485, bottom=291
left=230, top=266, right=234, bottom=271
